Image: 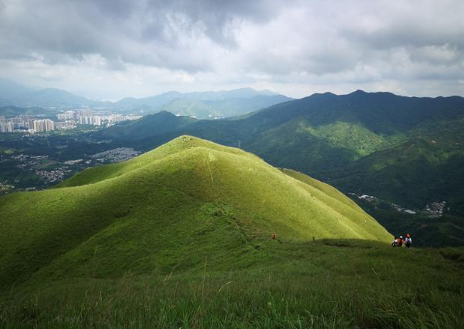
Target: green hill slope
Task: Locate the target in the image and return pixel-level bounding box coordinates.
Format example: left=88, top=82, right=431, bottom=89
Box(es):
left=2, top=136, right=464, bottom=329
left=0, top=136, right=391, bottom=289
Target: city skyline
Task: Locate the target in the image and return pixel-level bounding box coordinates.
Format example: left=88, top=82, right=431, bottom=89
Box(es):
left=0, top=109, right=141, bottom=133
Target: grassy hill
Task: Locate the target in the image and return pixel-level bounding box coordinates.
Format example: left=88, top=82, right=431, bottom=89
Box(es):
left=1, top=136, right=464, bottom=329
left=2, top=240, right=464, bottom=329
left=1, top=137, right=464, bottom=328
left=101, top=91, right=464, bottom=246
left=0, top=136, right=391, bottom=288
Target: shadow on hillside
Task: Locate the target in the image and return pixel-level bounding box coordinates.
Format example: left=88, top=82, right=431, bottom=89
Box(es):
left=269, top=237, right=391, bottom=250
left=317, top=238, right=388, bottom=249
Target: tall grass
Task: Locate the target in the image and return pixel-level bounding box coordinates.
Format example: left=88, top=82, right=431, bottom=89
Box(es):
left=2, top=241, right=464, bottom=329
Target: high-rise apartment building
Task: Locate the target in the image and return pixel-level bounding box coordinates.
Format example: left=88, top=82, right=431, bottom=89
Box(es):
left=44, top=119, right=55, bottom=131
left=33, top=120, right=45, bottom=132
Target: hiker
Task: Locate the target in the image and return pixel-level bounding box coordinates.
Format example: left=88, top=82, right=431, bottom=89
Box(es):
left=405, top=234, right=412, bottom=248
left=271, top=232, right=276, bottom=240
left=392, top=236, right=398, bottom=247
left=398, top=236, right=404, bottom=247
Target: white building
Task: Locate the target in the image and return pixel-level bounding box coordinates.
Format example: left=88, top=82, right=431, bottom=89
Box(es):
left=44, top=119, right=55, bottom=131
left=57, top=111, right=76, bottom=121
left=33, top=119, right=55, bottom=132
left=33, top=120, right=45, bottom=132
left=0, top=122, right=14, bottom=132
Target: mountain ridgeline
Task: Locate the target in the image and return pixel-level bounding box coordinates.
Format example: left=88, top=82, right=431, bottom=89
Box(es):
left=0, top=136, right=391, bottom=287
left=0, top=79, right=291, bottom=119
left=0, top=79, right=103, bottom=108
left=102, top=91, right=464, bottom=246
left=114, top=87, right=292, bottom=118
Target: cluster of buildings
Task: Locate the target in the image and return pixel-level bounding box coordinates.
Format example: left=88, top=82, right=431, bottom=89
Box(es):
left=0, top=109, right=141, bottom=133
left=351, top=192, right=448, bottom=218
left=0, top=115, right=55, bottom=133
left=56, top=109, right=141, bottom=128
left=424, top=201, right=447, bottom=218
left=33, top=119, right=55, bottom=132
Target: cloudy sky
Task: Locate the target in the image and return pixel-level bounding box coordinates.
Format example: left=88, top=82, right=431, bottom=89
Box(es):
left=0, top=0, right=463, bottom=100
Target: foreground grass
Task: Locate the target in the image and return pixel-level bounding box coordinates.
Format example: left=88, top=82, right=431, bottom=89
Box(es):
left=1, top=240, right=463, bottom=329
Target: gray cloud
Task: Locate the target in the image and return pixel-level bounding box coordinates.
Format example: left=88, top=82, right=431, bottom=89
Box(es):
left=0, top=0, right=279, bottom=72
left=0, top=0, right=463, bottom=98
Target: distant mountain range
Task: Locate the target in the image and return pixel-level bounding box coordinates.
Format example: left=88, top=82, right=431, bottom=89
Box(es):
left=101, top=90, right=464, bottom=246
left=0, top=79, right=105, bottom=109
left=0, top=79, right=36, bottom=100
left=114, top=88, right=292, bottom=118
left=0, top=105, right=55, bottom=118
left=0, top=79, right=291, bottom=119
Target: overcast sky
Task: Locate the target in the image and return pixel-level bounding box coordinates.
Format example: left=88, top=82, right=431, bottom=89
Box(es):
left=1, top=0, right=463, bottom=100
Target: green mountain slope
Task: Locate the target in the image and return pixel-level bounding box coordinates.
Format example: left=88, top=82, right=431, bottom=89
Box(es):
left=0, top=136, right=391, bottom=288
left=101, top=91, right=464, bottom=246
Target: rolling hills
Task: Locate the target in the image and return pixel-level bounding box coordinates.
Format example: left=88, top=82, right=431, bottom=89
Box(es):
left=0, top=79, right=291, bottom=118
left=0, top=136, right=391, bottom=289
left=1, top=137, right=464, bottom=329
left=113, top=87, right=292, bottom=118
left=101, top=91, right=464, bottom=246
left=0, top=105, right=56, bottom=117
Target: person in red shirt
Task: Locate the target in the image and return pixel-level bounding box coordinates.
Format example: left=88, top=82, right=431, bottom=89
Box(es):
left=405, top=234, right=412, bottom=248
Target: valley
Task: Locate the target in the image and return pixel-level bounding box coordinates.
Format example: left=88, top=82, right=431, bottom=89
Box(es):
left=0, top=132, right=126, bottom=194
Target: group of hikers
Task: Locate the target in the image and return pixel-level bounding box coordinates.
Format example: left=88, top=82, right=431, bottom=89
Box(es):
left=392, top=234, right=412, bottom=248
left=271, top=231, right=413, bottom=247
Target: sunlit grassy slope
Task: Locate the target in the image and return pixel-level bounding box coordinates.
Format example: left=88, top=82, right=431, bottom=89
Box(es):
left=0, top=136, right=391, bottom=289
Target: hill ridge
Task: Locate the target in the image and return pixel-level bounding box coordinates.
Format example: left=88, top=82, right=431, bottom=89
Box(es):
left=0, top=136, right=391, bottom=287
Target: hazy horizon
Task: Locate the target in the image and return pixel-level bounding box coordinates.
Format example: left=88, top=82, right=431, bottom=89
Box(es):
left=4, top=77, right=464, bottom=103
